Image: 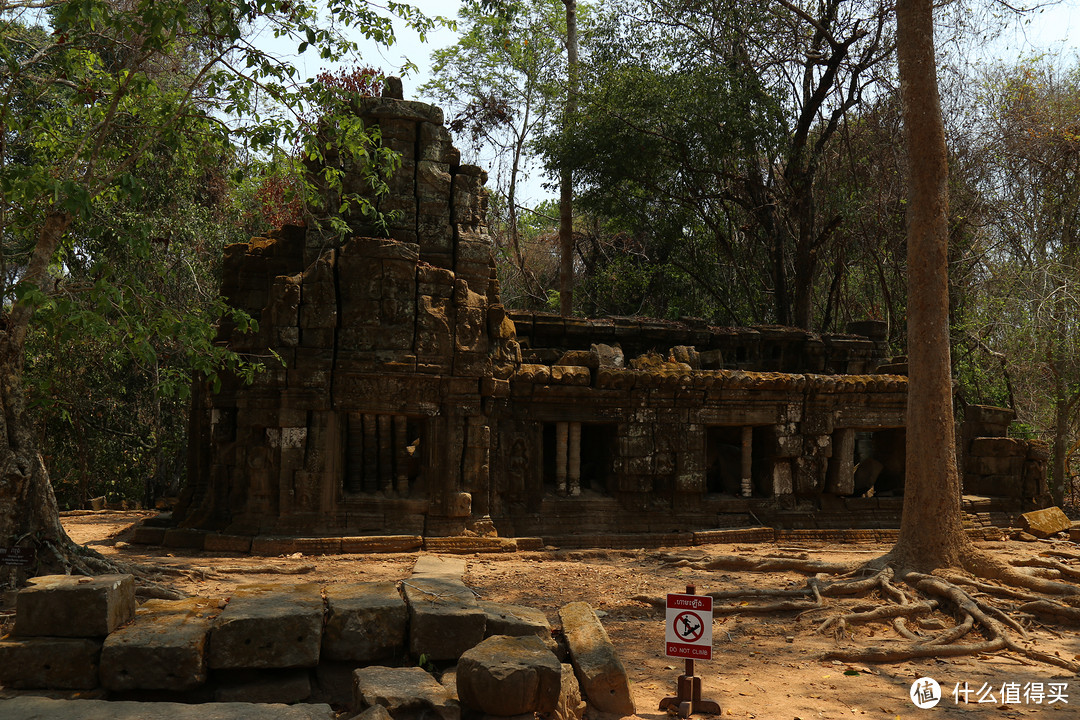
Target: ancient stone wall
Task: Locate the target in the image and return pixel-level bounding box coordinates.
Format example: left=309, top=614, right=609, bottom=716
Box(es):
left=175, top=87, right=1046, bottom=541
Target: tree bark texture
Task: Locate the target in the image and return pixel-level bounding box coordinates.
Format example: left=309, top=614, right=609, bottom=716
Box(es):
left=892, top=0, right=972, bottom=570
left=0, top=210, right=97, bottom=587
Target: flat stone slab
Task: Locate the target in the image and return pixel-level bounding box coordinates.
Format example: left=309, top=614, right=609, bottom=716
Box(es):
left=15, top=574, right=135, bottom=637
left=322, top=582, right=407, bottom=662
left=0, top=637, right=101, bottom=689
left=457, top=635, right=562, bottom=716
left=0, top=697, right=336, bottom=719
left=402, top=577, right=485, bottom=661
left=478, top=601, right=551, bottom=639
left=208, top=584, right=323, bottom=669
left=1020, top=507, right=1072, bottom=539
left=101, top=596, right=223, bottom=691
left=559, top=602, right=635, bottom=717
left=411, top=555, right=468, bottom=579
left=353, top=666, right=459, bottom=720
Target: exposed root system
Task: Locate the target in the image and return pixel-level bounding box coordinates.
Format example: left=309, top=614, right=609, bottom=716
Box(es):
left=636, top=547, right=1080, bottom=674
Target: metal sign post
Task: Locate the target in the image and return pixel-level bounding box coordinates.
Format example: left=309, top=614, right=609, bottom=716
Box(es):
left=659, top=585, right=721, bottom=718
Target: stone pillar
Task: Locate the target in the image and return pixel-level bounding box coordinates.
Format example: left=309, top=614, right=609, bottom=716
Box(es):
left=377, top=414, right=393, bottom=493
left=826, top=428, right=855, bottom=495
left=568, top=422, right=582, bottom=497
left=362, top=413, right=378, bottom=493
left=740, top=426, right=753, bottom=497
left=393, top=415, right=410, bottom=495
left=556, top=421, right=569, bottom=495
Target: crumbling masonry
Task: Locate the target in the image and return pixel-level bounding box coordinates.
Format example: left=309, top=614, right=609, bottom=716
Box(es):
left=174, top=89, right=1046, bottom=543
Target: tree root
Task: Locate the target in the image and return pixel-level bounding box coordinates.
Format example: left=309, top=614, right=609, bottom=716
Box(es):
left=652, top=547, right=1080, bottom=673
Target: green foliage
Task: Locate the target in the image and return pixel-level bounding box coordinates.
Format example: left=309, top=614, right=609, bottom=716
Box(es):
left=0, top=0, right=433, bottom=505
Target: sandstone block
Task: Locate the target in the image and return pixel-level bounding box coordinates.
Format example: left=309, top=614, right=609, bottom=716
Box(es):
left=15, top=574, right=135, bottom=638
left=403, top=577, right=486, bottom=661
left=215, top=668, right=312, bottom=703
left=558, top=602, right=635, bottom=717
left=353, top=666, right=460, bottom=720
left=555, top=662, right=586, bottom=720
left=457, top=635, right=562, bottom=716
left=1020, top=507, right=1072, bottom=539
left=969, top=437, right=1027, bottom=457
left=0, top=637, right=101, bottom=689
left=208, top=583, right=323, bottom=669
left=322, top=582, right=408, bottom=662
left=1069, top=524, right=1080, bottom=542
left=478, top=601, right=551, bottom=639
left=101, top=596, right=222, bottom=691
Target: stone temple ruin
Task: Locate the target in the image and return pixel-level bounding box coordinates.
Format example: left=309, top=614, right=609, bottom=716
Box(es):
left=173, top=87, right=1048, bottom=545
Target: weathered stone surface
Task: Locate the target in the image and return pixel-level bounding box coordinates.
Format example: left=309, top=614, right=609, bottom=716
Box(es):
left=15, top=574, right=135, bottom=638
left=101, top=596, right=222, bottom=691
left=0, top=637, right=101, bottom=689
left=0, top=697, right=337, bottom=720
left=354, top=704, right=395, bottom=720
left=322, top=582, right=408, bottom=662
left=558, top=602, right=635, bottom=717
left=403, top=577, right=486, bottom=661
left=457, top=635, right=562, bottom=716
left=478, top=601, right=551, bottom=639
left=353, top=666, right=460, bottom=720
left=1020, top=507, right=1072, bottom=539
left=208, top=584, right=323, bottom=669
left=554, top=662, right=586, bottom=720
left=215, top=668, right=313, bottom=704
left=969, top=437, right=1027, bottom=457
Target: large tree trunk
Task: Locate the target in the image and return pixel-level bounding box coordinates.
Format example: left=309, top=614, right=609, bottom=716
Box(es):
left=0, top=211, right=109, bottom=588
left=891, top=0, right=973, bottom=570
left=558, top=0, right=578, bottom=317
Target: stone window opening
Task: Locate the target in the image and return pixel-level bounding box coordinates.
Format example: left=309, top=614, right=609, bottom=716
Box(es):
left=541, top=421, right=615, bottom=496
left=706, top=426, right=761, bottom=497
left=851, top=428, right=906, bottom=497
left=344, top=413, right=423, bottom=496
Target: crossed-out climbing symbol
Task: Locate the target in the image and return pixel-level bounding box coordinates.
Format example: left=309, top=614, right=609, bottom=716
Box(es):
left=673, top=611, right=705, bottom=642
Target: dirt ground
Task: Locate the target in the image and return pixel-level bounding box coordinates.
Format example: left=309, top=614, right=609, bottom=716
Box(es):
left=37, top=512, right=1080, bottom=717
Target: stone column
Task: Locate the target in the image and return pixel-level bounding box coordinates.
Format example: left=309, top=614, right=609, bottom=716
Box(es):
left=556, top=421, right=569, bottom=495
left=393, top=415, right=410, bottom=495
left=568, top=422, right=582, bottom=496
left=378, top=414, right=393, bottom=493
left=826, top=428, right=856, bottom=495
left=741, top=426, right=753, bottom=497
left=362, top=413, right=378, bottom=493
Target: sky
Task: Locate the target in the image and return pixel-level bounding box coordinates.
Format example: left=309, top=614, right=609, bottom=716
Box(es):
left=280, top=0, right=1080, bottom=203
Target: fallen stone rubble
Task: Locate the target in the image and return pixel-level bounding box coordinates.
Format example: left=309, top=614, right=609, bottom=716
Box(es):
left=0, top=562, right=633, bottom=720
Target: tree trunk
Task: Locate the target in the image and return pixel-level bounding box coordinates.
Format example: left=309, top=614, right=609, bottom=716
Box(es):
left=891, top=0, right=972, bottom=570
left=558, top=0, right=578, bottom=317
left=1052, top=393, right=1068, bottom=507
left=0, top=210, right=109, bottom=587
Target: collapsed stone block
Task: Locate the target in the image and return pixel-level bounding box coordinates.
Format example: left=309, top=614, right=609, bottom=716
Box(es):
left=208, top=583, right=323, bottom=669
left=14, top=573, right=135, bottom=638
left=0, top=637, right=101, bottom=689
left=558, top=602, right=635, bottom=717
left=1020, top=507, right=1072, bottom=539
left=456, top=634, right=562, bottom=716
left=403, top=577, right=486, bottom=661
left=101, top=596, right=222, bottom=691
left=478, top=601, right=551, bottom=639
left=353, top=666, right=460, bottom=720
left=322, top=582, right=408, bottom=662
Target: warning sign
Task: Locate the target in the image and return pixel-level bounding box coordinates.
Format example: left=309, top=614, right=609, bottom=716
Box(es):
left=665, top=593, right=713, bottom=660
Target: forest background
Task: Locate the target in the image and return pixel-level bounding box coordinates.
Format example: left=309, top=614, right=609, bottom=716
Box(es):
left=8, top=0, right=1080, bottom=516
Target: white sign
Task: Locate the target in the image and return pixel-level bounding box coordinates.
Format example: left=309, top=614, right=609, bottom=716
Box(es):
left=665, top=593, right=713, bottom=660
